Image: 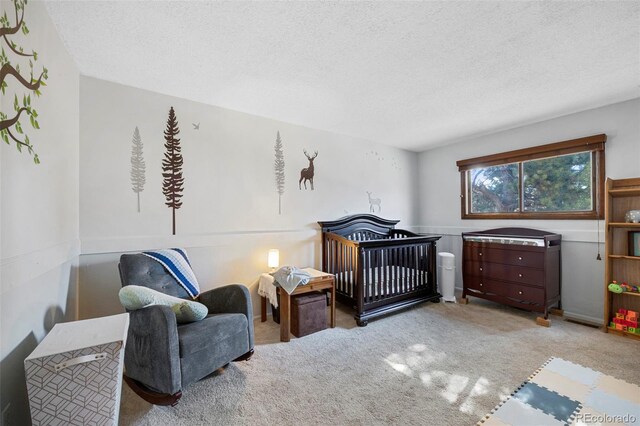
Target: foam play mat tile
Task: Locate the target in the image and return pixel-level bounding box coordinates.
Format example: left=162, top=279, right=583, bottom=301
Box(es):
left=479, top=358, right=640, bottom=426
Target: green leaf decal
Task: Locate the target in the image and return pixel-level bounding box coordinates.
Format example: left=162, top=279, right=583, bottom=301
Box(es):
left=2, top=0, right=47, bottom=164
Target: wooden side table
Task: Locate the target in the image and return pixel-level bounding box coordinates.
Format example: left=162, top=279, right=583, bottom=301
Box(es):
left=260, top=274, right=336, bottom=342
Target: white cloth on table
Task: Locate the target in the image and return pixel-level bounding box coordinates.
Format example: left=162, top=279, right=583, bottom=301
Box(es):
left=258, top=268, right=331, bottom=308
left=272, top=266, right=312, bottom=295
left=258, top=273, right=279, bottom=308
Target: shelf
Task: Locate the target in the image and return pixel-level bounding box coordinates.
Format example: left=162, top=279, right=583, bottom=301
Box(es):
left=606, top=326, right=640, bottom=341
left=609, top=291, right=640, bottom=298
left=608, top=222, right=640, bottom=228
left=609, top=188, right=640, bottom=198
left=604, top=177, right=640, bottom=336
left=608, top=255, right=640, bottom=261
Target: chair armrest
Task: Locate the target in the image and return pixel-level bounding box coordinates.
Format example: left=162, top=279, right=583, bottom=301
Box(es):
left=198, top=284, right=254, bottom=349
left=125, top=305, right=182, bottom=395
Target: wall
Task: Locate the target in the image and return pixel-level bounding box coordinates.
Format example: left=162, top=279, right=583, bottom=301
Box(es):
left=0, top=1, right=80, bottom=424
left=418, top=98, right=640, bottom=325
left=78, top=76, right=419, bottom=319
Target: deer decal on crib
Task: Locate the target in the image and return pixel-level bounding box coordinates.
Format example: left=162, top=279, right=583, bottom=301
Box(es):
left=366, top=191, right=381, bottom=212
left=299, top=149, right=318, bottom=190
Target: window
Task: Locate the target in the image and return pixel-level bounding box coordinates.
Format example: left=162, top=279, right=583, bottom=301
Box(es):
left=457, top=134, right=606, bottom=219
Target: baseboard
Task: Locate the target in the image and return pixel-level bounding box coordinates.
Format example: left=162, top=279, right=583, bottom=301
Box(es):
left=562, top=311, right=603, bottom=326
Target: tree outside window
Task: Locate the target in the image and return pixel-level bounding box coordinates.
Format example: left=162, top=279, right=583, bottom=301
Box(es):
left=458, top=134, right=605, bottom=219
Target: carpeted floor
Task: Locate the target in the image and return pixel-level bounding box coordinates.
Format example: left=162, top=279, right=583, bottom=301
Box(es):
left=119, top=298, right=640, bottom=426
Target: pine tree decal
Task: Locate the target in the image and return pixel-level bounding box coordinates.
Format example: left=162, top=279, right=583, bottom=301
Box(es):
left=130, top=126, right=146, bottom=212
left=162, top=107, right=184, bottom=235
left=274, top=131, right=285, bottom=214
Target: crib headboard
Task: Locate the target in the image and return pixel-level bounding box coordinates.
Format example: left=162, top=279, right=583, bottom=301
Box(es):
left=317, top=214, right=400, bottom=239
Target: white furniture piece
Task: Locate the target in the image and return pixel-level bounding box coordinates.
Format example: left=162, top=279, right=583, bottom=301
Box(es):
left=24, top=313, right=129, bottom=425
left=438, top=252, right=457, bottom=303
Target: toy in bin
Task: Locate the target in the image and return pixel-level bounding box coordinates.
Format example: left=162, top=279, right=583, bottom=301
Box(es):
left=612, top=308, right=640, bottom=333
left=608, top=281, right=640, bottom=294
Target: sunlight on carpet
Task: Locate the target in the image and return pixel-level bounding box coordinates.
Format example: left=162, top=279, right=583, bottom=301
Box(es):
left=384, top=343, right=493, bottom=416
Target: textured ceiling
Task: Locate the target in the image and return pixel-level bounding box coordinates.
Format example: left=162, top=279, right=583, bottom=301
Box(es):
left=45, top=1, right=640, bottom=151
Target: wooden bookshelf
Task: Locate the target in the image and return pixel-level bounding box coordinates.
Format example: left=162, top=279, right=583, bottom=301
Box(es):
left=607, top=326, right=640, bottom=341
left=604, top=177, right=640, bottom=340
left=608, top=255, right=640, bottom=261
left=609, top=188, right=640, bottom=198
left=608, top=223, right=640, bottom=229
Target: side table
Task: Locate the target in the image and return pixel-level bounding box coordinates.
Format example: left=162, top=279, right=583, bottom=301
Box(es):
left=260, top=272, right=335, bottom=342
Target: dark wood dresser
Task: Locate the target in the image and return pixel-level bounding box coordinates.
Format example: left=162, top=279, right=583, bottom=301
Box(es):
left=461, top=228, right=562, bottom=326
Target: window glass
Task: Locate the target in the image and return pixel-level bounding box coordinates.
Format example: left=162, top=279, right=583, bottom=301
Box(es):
left=523, top=152, right=592, bottom=212
left=470, top=163, right=520, bottom=213
left=456, top=133, right=605, bottom=219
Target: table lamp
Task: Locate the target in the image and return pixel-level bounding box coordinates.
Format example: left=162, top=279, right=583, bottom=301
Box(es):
left=268, top=249, right=279, bottom=271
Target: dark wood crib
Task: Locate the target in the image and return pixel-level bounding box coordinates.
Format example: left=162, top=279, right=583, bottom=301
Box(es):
left=318, top=214, right=441, bottom=326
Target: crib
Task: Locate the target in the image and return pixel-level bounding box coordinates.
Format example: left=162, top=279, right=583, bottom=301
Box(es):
left=318, top=214, right=441, bottom=326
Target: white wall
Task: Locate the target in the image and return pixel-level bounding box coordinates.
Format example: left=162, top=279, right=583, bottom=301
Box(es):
left=418, top=98, right=640, bottom=325
left=78, top=77, right=419, bottom=319
left=0, top=1, right=80, bottom=424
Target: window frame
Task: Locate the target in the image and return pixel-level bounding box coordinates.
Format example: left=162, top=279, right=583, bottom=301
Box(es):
left=456, top=134, right=606, bottom=220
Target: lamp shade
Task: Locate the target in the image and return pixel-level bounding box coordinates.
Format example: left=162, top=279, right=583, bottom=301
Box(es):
left=268, top=249, right=279, bottom=269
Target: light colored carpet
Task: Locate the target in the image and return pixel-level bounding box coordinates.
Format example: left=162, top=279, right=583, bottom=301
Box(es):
left=119, top=298, right=640, bottom=426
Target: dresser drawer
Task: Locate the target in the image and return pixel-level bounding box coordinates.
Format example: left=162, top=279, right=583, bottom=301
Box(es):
left=463, top=246, right=544, bottom=268
left=464, top=261, right=545, bottom=287
left=507, top=283, right=545, bottom=305
left=464, top=276, right=545, bottom=305
left=463, top=276, right=508, bottom=296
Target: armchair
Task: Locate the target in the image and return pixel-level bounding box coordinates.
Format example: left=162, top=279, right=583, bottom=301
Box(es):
left=118, top=253, right=254, bottom=405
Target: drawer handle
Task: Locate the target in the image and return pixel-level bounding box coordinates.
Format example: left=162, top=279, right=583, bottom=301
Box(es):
left=479, top=252, right=483, bottom=256
left=479, top=267, right=483, bottom=271
left=518, top=273, right=523, bottom=278
left=518, top=291, right=523, bottom=295
left=479, top=283, right=483, bottom=287
left=518, top=256, right=523, bottom=261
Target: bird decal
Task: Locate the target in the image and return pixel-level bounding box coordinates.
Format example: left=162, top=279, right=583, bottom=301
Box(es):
left=192, top=123, right=200, bottom=130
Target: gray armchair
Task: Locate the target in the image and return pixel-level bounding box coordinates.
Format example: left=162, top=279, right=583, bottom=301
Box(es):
left=118, top=253, right=254, bottom=405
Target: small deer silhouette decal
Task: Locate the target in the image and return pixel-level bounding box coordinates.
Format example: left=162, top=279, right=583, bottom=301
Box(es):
left=366, top=191, right=381, bottom=212
left=299, top=149, right=318, bottom=190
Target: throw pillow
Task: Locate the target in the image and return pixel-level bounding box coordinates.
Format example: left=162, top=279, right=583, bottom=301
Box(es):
left=118, top=285, right=208, bottom=323
left=171, top=301, right=209, bottom=323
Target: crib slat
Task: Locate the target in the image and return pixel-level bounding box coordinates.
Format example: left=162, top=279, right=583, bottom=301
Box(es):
left=393, top=246, right=397, bottom=296
left=387, top=247, right=391, bottom=297
left=345, top=244, right=349, bottom=297
left=403, top=245, right=408, bottom=294
left=351, top=245, right=355, bottom=298
left=418, top=243, right=422, bottom=290
left=430, top=242, right=436, bottom=294
left=338, top=240, right=343, bottom=291
left=416, top=245, right=422, bottom=291
left=363, top=249, right=368, bottom=303
left=388, top=246, right=392, bottom=296
left=374, top=249, right=382, bottom=301
left=368, top=249, right=373, bottom=303
left=398, top=246, right=403, bottom=295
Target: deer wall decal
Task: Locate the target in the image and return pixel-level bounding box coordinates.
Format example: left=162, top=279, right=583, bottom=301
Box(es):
left=366, top=191, right=381, bottom=213
left=299, top=149, right=318, bottom=190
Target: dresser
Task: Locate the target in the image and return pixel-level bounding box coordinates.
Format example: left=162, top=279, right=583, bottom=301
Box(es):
left=461, top=228, right=562, bottom=326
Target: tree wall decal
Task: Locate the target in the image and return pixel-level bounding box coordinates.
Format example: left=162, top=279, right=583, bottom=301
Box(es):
left=0, top=0, right=48, bottom=164
left=162, top=107, right=184, bottom=235
left=130, top=126, right=145, bottom=213
left=274, top=131, right=285, bottom=214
